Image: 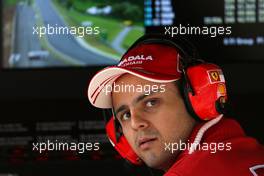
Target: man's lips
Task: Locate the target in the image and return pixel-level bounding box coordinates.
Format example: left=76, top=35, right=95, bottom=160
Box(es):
left=137, top=137, right=157, bottom=150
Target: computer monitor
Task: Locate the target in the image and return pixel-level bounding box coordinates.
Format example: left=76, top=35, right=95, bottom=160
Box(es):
left=0, top=0, right=144, bottom=100
left=2, top=0, right=144, bottom=69
left=144, top=0, right=264, bottom=63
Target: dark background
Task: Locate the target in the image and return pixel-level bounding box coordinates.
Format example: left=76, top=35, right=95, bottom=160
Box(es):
left=0, top=0, right=264, bottom=175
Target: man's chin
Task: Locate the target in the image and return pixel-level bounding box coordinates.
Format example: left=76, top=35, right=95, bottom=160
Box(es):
left=141, top=151, right=178, bottom=171
left=140, top=151, right=165, bottom=169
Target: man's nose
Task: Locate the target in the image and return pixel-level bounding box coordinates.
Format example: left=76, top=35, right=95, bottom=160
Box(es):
left=130, top=110, right=149, bottom=130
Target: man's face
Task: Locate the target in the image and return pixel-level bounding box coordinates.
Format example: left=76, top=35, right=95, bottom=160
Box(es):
left=112, top=74, right=196, bottom=171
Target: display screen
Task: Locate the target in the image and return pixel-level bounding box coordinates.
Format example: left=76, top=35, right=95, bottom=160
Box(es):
left=2, top=0, right=144, bottom=68
left=144, top=0, right=264, bottom=62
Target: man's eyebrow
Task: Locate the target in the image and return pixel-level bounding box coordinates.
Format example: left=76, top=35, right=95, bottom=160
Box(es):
left=114, top=88, right=163, bottom=116
left=132, top=90, right=159, bottom=105
left=115, top=105, right=128, bottom=117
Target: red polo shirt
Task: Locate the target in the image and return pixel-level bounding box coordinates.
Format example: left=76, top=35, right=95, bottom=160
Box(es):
left=164, top=117, right=264, bottom=176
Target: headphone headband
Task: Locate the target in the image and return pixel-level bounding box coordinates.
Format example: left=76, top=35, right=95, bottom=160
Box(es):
left=123, top=34, right=203, bottom=68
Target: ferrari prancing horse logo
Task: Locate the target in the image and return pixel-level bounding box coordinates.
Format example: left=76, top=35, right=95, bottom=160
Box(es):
left=210, top=71, right=220, bottom=81
left=208, top=70, right=224, bottom=84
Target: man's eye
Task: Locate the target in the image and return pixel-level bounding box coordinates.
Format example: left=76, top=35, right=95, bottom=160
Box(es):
left=120, top=112, right=131, bottom=121
left=145, top=99, right=158, bottom=107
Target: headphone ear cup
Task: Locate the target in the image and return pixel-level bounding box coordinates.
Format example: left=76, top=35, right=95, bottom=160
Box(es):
left=215, top=96, right=228, bottom=114
left=105, top=116, right=142, bottom=165
left=183, top=63, right=228, bottom=120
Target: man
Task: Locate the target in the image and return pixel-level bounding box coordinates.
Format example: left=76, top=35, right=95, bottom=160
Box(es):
left=87, top=35, right=264, bottom=175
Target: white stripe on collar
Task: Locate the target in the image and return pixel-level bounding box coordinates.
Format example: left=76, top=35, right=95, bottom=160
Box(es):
left=188, top=114, right=224, bottom=154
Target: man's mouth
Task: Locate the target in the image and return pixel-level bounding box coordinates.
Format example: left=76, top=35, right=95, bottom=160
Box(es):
left=138, top=137, right=157, bottom=150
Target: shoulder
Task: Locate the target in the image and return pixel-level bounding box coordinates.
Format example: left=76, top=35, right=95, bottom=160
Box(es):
left=165, top=117, right=264, bottom=176
left=166, top=146, right=264, bottom=176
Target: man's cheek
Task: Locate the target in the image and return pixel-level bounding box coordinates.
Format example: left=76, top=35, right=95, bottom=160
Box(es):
left=156, top=138, right=165, bottom=151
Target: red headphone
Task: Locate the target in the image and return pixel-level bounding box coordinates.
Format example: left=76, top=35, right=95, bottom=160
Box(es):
left=104, top=35, right=228, bottom=165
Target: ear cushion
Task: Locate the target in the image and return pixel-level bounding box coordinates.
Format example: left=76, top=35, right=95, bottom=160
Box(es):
left=183, top=63, right=228, bottom=120
left=105, top=116, right=142, bottom=165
